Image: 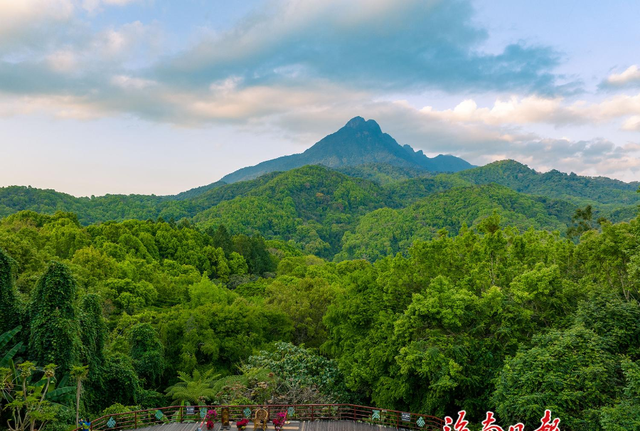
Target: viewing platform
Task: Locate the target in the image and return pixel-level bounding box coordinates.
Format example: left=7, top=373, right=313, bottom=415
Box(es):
left=130, top=420, right=403, bottom=431
left=84, top=404, right=444, bottom=431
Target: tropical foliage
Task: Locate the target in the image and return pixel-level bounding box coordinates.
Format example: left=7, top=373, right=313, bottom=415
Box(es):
left=1, top=161, right=640, bottom=431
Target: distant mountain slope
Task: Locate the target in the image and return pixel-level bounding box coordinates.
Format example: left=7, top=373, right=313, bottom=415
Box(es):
left=0, top=186, right=166, bottom=223
left=456, top=160, right=640, bottom=208
left=170, top=181, right=227, bottom=201
left=336, top=163, right=432, bottom=185
left=193, top=165, right=388, bottom=256
left=220, top=117, right=474, bottom=183
left=337, top=183, right=576, bottom=261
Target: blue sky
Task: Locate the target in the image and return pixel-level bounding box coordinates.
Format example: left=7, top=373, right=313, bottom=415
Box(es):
left=1, top=0, right=639, bottom=196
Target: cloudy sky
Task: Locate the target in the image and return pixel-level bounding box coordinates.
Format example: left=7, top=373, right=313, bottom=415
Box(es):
left=1, top=0, right=639, bottom=196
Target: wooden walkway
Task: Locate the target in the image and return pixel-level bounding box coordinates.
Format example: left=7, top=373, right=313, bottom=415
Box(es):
left=132, top=421, right=397, bottom=431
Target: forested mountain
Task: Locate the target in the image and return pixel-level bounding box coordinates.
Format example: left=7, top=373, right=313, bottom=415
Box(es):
left=219, top=117, right=474, bottom=183
left=336, top=163, right=432, bottom=185
left=337, top=184, right=575, bottom=261
left=1, top=116, right=640, bottom=262
left=457, top=159, right=640, bottom=207
left=193, top=166, right=389, bottom=256
left=2, top=158, right=640, bottom=260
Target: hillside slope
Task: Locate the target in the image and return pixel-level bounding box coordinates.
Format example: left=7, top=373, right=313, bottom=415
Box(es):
left=337, top=183, right=576, bottom=261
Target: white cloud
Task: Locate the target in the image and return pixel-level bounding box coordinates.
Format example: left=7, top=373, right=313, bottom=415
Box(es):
left=82, top=0, right=143, bottom=13
left=0, top=0, right=75, bottom=49
left=622, top=115, right=640, bottom=131
left=418, top=93, right=640, bottom=132
left=0, top=0, right=74, bottom=32
left=92, top=21, right=149, bottom=58
left=110, top=75, right=157, bottom=89
left=47, top=50, right=78, bottom=73
left=606, top=65, right=640, bottom=87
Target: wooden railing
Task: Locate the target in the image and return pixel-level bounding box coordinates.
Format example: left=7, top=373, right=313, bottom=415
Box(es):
left=84, top=404, right=444, bottom=431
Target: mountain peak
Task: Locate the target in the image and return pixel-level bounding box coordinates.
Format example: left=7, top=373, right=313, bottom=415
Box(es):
left=345, top=116, right=366, bottom=127
left=344, top=116, right=382, bottom=133
left=220, top=117, right=474, bottom=183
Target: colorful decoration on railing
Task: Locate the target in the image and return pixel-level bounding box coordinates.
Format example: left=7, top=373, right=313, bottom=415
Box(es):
left=187, top=406, right=195, bottom=415
left=272, top=412, right=287, bottom=431
left=201, top=408, right=207, bottom=419
left=205, top=409, right=218, bottom=430
left=243, top=407, right=251, bottom=418
left=416, top=417, right=426, bottom=428
left=287, top=407, right=295, bottom=417
left=371, top=410, right=381, bottom=420
left=106, top=417, right=116, bottom=428
left=155, top=410, right=164, bottom=420
left=222, top=407, right=230, bottom=428
left=236, top=418, right=249, bottom=431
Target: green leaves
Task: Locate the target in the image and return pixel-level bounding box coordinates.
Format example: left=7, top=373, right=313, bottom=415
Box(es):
left=29, top=262, right=80, bottom=374
left=3, top=361, right=61, bottom=431
left=493, top=295, right=640, bottom=430
left=0, top=326, right=23, bottom=368
left=165, top=368, right=220, bottom=404
left=245, top=342, right=350, bottom=403
left=0, top=247, right=21, bottom=335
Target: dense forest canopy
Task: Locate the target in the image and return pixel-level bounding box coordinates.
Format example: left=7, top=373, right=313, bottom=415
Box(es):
left=1, top=161, right=639, bottom=260
left=1, top=161, right=640, bottom=431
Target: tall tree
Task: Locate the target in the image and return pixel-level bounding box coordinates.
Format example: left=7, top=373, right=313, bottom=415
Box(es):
left=79, top=294, right=106, bottom=369
left=128, top=323, right=165, bottom=388
left=70, top=365, right=89, bottom=427
left=211, top=225, right=233, bottom=256
left=0, top=248, right=20, bottom=335
left=29, top=261, right=81, bottom=373
left=567, top=205, right=607, bottom=239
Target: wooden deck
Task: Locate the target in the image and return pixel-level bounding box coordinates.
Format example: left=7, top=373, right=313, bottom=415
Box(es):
left=131, top=420, right=398, bottom=431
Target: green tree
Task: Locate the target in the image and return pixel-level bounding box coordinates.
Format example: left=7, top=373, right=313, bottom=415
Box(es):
left=79, top=294, right=106, bottom=369
left=493, top=294, right=640, bottom=430
left=246, top=342, right=350, bottom=402
left=165, top=369, right=219, bottom=404
left=567, top=205, right=606, bottom=239
left=70, top=365, right=89, bottom=427
left=128, top=323, right=165, bottom=388
left=211, top=225, right=233, bottom=256
left=599, top=359, right=640, bottom=431
left=29, top=262, right=81, bottom=373
left=0, top=248, right=20, bottom=335
left=86, top=354, right=141, bottom=411
left=233, top=235, right=275, bottom=275
left=266, top=276, right=339, bottom=347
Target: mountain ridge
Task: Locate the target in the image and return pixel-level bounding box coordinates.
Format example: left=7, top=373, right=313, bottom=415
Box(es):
left=219, top=116, right=474, bottom=183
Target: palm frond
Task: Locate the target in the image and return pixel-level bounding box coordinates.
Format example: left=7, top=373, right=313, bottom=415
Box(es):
left=0, top=326, right=21, bottom=352
left=0, top=341, right=22, bottom=367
